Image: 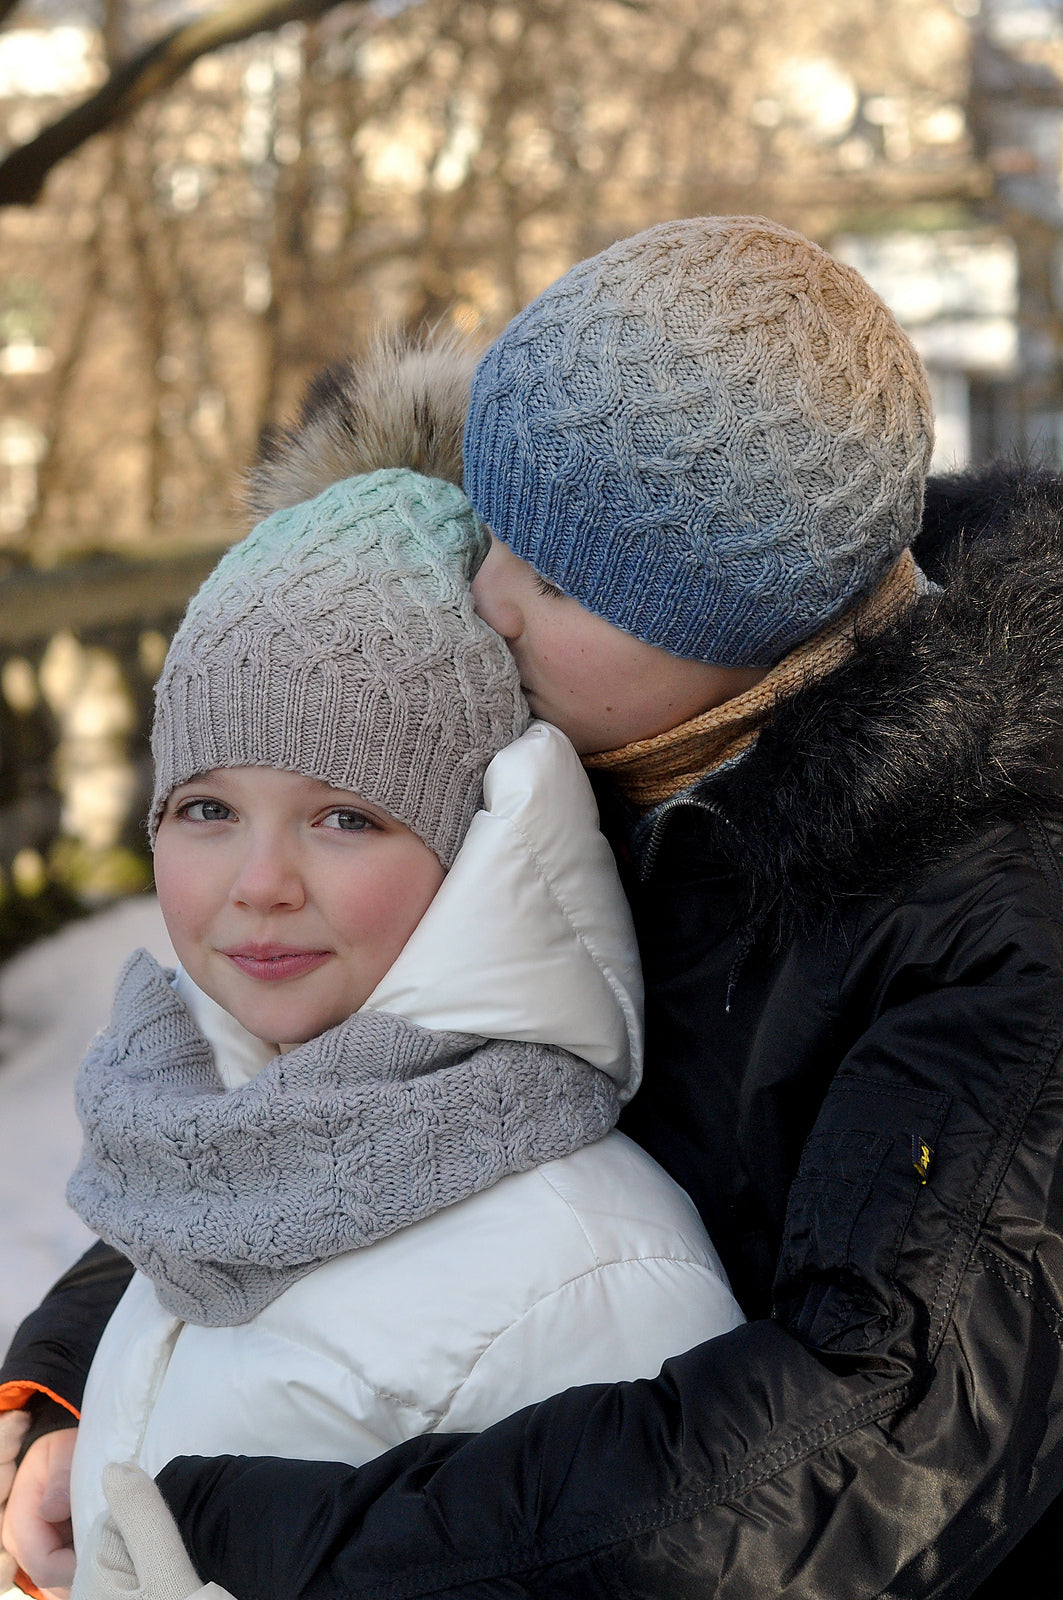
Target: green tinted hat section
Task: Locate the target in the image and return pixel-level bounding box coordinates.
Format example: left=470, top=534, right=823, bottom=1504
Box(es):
left=150, top=468, right=529, bottom=866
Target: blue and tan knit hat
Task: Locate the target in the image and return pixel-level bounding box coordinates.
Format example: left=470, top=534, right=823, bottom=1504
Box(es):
left=464, top=215, right=934, bottom=666
left=150, top=468, right=528, bottom=867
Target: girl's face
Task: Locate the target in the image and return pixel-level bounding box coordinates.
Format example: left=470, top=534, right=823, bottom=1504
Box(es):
left=471, top=537, right=767, bottom=754
left=153, top=767, right=445, bottom=1050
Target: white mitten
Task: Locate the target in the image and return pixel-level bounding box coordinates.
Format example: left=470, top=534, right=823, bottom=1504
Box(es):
left=71, top=1462, right=235, bottom=1600
left=0, top=1409, right=31, bottom=1589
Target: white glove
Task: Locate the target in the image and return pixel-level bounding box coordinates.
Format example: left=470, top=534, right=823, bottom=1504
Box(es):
left=0, top=1409, right=31, bottom=1589
left=71, top=1462, right=235, bottom=1600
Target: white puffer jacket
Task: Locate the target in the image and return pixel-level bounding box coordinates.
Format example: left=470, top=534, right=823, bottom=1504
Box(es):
left=71, top=723, right=744, bottom=1550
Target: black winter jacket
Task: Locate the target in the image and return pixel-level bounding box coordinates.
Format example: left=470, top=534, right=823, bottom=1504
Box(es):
left=6, top=465, right=1063, bottom=1598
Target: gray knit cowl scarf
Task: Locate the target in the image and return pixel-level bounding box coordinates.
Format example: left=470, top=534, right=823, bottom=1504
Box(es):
left=68, top=949, right=620, bottom=1328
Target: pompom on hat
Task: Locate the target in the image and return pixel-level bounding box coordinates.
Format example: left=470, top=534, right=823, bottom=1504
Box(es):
left=150, top=467, right=528, bottom=867
left=464, top=215, right=934, bottom=667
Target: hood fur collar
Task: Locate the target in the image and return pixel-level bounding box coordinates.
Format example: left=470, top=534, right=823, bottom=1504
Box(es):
left=651, top=466, right=1063, bottom=935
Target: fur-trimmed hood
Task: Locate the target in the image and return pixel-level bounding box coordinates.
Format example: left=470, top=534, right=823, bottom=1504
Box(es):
left=647, top=465, right=1063, bottom=936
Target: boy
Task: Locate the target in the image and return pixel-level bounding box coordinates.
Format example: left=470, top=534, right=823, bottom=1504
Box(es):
left=7, top=216, right=1063, bottom=1598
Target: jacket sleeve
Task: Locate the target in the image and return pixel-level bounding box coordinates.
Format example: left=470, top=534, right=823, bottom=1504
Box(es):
left=0, top=1241, right=134, bottom=1435
left=156, top=831, right=1063, bottom=1599
left=437, top=1250, right=743, bottom=1436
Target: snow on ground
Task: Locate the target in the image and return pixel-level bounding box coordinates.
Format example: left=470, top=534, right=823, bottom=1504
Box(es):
left=0, top=895, right=174, bottom=1357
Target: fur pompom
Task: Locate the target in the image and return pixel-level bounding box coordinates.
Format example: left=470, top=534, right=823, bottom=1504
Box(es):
left=245, top=327, right=479, bottom=524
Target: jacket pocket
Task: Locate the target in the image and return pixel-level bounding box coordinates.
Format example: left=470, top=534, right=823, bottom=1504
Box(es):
left=775, top=1076, right=950, bottom=1352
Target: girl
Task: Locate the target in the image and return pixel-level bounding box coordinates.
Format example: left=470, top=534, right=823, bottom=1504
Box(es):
left=59, top=459, right=741, bottom=1592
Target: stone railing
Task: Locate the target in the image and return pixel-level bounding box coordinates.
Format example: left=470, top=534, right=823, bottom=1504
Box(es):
left=0, top=547, right=228, bottom=919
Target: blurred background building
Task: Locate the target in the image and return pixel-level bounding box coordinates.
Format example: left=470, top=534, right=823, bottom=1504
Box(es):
left=0, top=0, right=1060, bottom=944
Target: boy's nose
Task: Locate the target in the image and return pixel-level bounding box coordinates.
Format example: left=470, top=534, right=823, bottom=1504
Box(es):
left=471, top=539, right=523, bottom=641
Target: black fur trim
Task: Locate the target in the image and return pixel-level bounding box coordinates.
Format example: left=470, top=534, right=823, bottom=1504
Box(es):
left=917, top=461, right=1063, bottom=582
left=664, top=467, right=1063, bottom=938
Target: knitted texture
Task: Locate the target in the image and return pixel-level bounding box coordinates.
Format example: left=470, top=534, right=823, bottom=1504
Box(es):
left=464, top=215, right=934, bottom=666
left=150, top=467, right=528, bottom=867
left=67, top=950, right=620, bottom=1328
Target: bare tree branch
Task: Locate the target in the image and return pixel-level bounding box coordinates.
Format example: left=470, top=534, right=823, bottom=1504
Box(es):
left=0, top=0, right=363, bottom=206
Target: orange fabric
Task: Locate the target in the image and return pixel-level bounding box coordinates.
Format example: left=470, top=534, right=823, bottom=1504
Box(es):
left=0, top=1380, right=79, bottom=1420
left=0, top=1381, right=79, bottom=1598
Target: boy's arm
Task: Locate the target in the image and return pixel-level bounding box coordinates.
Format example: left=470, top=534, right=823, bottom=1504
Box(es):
left=155, top=865, right=1063, bottom=1600
left=1, top=1244, right=132, bottom=1589
left=0, top=1241, right=134, bottom=1429
left=154, top=1276, right=1046, bottom=1599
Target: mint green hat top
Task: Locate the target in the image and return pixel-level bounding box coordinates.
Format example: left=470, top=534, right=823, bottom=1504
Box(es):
left=150, top=468, right=529, bottom=867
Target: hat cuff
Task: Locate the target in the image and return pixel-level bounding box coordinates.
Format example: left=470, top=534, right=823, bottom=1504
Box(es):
left=465, top=405, right=881, bottom=667
left=150, top=663, right=491, bottom=868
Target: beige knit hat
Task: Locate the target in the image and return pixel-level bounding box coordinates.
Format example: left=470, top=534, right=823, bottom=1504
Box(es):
left=150, top=468, right=529, bottom=867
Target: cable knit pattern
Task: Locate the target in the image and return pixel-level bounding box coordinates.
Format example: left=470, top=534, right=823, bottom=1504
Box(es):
left=150, top=467, right=528, bottom=866
left=465, top=215, right=934, bottom=667
left=67, top=950, right=619, bottom=1328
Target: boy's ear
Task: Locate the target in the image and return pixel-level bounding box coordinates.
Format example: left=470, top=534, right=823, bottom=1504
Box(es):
left=243, top=327, right=481, bottom=527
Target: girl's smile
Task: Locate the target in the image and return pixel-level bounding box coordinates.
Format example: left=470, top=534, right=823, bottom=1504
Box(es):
left=221, top=944, right=333, bottom=982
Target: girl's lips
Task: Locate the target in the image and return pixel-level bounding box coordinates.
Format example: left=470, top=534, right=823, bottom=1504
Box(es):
left=223, top=947, right=331, bottom=982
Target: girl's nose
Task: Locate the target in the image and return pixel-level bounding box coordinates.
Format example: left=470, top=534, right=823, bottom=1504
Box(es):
left=471, top=539, right=524, bottom=641
left=230, top=838, right=306, bottom=913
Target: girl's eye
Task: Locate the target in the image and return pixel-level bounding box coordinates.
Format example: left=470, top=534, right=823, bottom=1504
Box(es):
left=180, top=799, right=233, bottom=823
left=321, top=808, right=374, bottom=833
left=534, top=574, right=565, bottom=600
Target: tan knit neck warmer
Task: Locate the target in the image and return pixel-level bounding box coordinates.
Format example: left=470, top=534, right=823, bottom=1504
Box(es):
left=584, top=550, right=918, bottom=809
